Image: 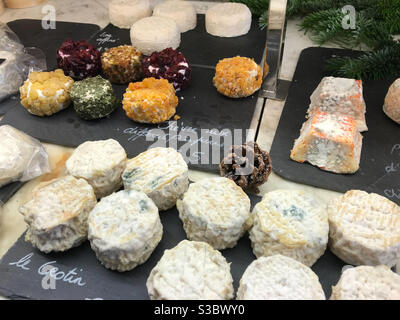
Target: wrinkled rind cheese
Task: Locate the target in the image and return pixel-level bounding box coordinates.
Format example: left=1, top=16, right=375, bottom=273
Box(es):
left=88, top=190, right=162, bottom=272
left=237, top=255, right=325, bottom=300
left=147, top=240, right=234, bottom=300
left=19, top=176, right=97, bottom=253
left=330, top=265, right=400, bottom=300
left=383, top=78, right=400, bottom=125
left=130, top=16, right=181, bottom=55
left=177, top=177, right=251, bottom=250
left=328, top=190, right=400, bottom=267
left=153, top=0, right=197, bottom=33
left=206, top=3, right=251, bottom=38
left=66, top=139, right=127, bottom=199
left=290, top=111, right=363, bottom=174
left=213, top=56, right=262, bottom=98
left=109, top=0, right=152, bottom=29
left=122, top=77, right=178, bottom=124
left=249, top=190, right=328, bottom=267
left=19, top=69, right=74, bottom=116
left=122, top=147, right=188, bottom=211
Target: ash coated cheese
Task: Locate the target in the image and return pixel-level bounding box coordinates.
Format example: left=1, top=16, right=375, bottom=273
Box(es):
left=383, top=78, right=400, bottom=124
left=205, top=3, right=251, bottom=37
left=122, top=147, right=188, bottom=211
left=177, top=177, right=251, bottom=250
left=328, top=190, right=400, bottom=267
left=249, top=190, right=328, bottom=267
left=0, top=51, right=23, bottom=101
left=19, top=176, right=97, bottom=253
left=147, top=240, right=234, bottom=300
left=153, top=0, right=197, bottom=33
left=66, top=139, right=127, bottom=199
left=88, top=190, right=162, bottom=272
left=237, top=255, right=325, bottom=300
left=109, top=0, right=152, bottom=29
left=130, top=16, right=181, bottom=55
left=330, top=265, right=400, bottom=300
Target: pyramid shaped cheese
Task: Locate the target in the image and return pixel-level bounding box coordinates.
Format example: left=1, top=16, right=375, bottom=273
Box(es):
left=290, top=111, right=362, bottom=174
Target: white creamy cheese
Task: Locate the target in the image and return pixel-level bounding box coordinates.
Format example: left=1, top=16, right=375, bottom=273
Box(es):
left=109, top=0, right=152, bottom=29
left=153, top=0, right=197, bottom=33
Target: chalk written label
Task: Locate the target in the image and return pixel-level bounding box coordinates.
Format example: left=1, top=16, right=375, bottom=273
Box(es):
left=95, top=32, right=118, bottom=52
left=385, top=189, right=400, bottom=200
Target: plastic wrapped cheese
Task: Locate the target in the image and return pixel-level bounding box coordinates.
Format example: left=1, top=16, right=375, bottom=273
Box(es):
left=0, top=51, right=23, bottom=102
left=109, top=0, right=152, bottom=29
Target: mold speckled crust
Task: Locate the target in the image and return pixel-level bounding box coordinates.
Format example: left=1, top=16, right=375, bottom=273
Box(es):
left=177, top=177, right=251, bottom=250
left=237, top=255, right=325, bottom=300
left=147, top=240, right=234, bottom=300
left=328, top=190, right=400, bottom=267
left=249, top=190, right=328, bottom=267
left=383, top=78, right=400, bottom=124
left=66, top=139, right=127, bottom=199
left=19, top=176, right=97, bottom=253
left=88, top=190, right=162, bottom=272
left=330, top=265, right=400, bottom=300
left=122, top=147, right=188, bottom=211
left=109, top=0, right=152, bottom=29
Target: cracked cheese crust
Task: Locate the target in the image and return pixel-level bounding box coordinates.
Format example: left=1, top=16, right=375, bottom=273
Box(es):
left=66, top=139, right=127, bottom=199
left=19, top=176, right=97, bottom=253
left=328, top=190, right=400, bottom=267
left=177, top=177, right=251, bottom=250
left=237, top=255, right=325, bottom=300
left=147, top=240, right=234, bottom=300
left=122, top=147, right=189, bottom=211
left=88, top=190, right=162, bottom=272
left=249, top=189, right=328, bottom=266
left=331, top=265, right=400, bottom=300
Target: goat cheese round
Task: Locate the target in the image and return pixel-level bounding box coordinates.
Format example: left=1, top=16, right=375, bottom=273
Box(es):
left=109, top=0, right=152, bottom=29
left=383, top=78, right=400, bottom=124
left=147, top=240, right=234, bottom=300
left=331, top=265, right=400, bottom=300
left=122, top=147, right=188, bottom=211
left=237, top=255, right=325, bottom=300
left=328, top=190, right=400, bottom=267
left=249, top=190, right=328, bottom=266
left=19, top=176, right=97, bottom=253
left=205, top=3, right=251, bottom=37
left=130, top=16, right=181, bottom=55
left=177, top=177, right=251, bottom=250
left=88, top=190, right=162, bottom=271
left=153, top=0, right=197, bottom=33
left=66, top=139, right=127, bottom=199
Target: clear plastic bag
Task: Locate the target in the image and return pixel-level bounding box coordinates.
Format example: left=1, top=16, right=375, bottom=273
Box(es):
left=0, top=23, right=47, bottom=102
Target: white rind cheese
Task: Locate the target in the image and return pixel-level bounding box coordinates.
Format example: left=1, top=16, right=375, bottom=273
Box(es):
left=153, top=0, right=197, bottom=33
left=177, top=177, right=251, bottom=250
left=205, top=3, right=251, bottom=38
left=122, top=147, right=189, bottom=211
left=88, top=190, right=162, bottom=272
left=19, top=176, right=97, bottom=253
left=331, top=265, right=400, bottom=300
left=0, top=51, right=23, bottom=101
left=328, top=190, right=400, bottom=267
left=249, top=189, right=328, bottom=267
left=237, top=255, right=325, bottom=300
left=66, top=139, right=127, bottom=199
left=130, top=16, right=181, bottom=55
left=383, top=78, right=400, bottom=125
left=109, top=0, right=152, bottom=29
left=147, top=240, right=234, bottom=300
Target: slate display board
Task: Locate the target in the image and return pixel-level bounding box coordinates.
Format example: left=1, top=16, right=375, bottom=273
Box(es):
left=0, top=19, right=101, bottom=115
left=0, top=194, right=345, bottom=300
left=270, top=47, right=400, bottom=205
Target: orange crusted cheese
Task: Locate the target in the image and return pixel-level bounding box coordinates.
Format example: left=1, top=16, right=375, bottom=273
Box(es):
left=290, top=111, right=362, bottom=174
left=213, top=56, right=262, bottom=98
left=122, top=77, right=178, bottom=124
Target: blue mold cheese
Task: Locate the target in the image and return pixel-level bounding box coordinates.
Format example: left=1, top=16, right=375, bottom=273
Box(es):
left=88, top=190, right=162, bottom=272
left=249, top=189, right=328, bottom=266
left=122, top=147, right=189, bottom=211
left=177, top=177, right=251, bottom=250
left=147, top=240, right=234, bottom=300
left=237, top=255, right=325, bottom=300
left=19, top=176, right=97, bottom=253
left=66, top=139, right=127, bottom=199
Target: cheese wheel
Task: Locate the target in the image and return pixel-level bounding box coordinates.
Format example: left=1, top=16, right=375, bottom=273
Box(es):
left=109, top=0, right=152, bottom=29
left=383, top=78, right=400, bottom=124
left=130, top=16, right=181, bottom=55
left=153, top=0, right=197, bottom=33
left=205, top=3, right=251, bottom=37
